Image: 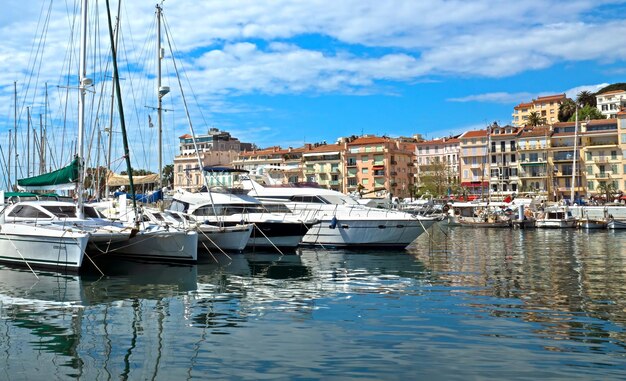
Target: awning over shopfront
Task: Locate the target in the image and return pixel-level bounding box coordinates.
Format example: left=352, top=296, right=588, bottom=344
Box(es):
left=460, top=181, right=489, bottom=187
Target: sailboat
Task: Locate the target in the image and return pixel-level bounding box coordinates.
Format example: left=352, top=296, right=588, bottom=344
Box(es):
left=87, top=2, right=199, bottom=263
left=0, top=0, right=132, bottom=272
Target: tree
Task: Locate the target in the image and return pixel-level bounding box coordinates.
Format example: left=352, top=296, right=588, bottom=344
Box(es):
left=576, top=90, right=596, bottom=108
left=526, top=111, right=546, bottom=126
left=120, top=169, right=155, bottom=176
left=596, top=182, right=618, bottom=203
left=568, top=104, right=605, bottom=122
left=162, top=164, right=174, bottom=188
left=558, top=98, right=577, bottom=122
left=418, top=159, right=450, bottom=197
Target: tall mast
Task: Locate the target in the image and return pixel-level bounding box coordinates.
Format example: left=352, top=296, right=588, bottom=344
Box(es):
left=14, top=81, right=17, bottom=190
left=105, top=0, right=121, bottom=198
left=76, top=0, right=89, bottom=218
left=156, top=4, right=169, bottom=189
left=26, top=107, right=30, bottom=177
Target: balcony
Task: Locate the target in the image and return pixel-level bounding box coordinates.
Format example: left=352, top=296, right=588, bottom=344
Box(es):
left=594, top=157, right=609, bottom=163
left=519, top=171, right=546, bottom=178
left=346, top=162, right=357, bottom=167
left=596, top=173, right=610, bottom=178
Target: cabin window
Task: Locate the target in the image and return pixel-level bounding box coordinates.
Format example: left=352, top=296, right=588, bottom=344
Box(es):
left=42, top=205, right=78, bottom=218
left=8, top=205, right=50, bottom=218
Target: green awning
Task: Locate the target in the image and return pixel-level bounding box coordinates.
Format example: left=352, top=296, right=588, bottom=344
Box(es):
left=520, top=162, right=546, bottom=166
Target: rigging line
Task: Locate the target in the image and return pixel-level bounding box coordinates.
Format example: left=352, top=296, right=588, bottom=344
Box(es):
left=16, top=0, right=53, bottom=132
left=161, top=14, right=212, bottom=130
left=117, top=14, right=159, bottom=173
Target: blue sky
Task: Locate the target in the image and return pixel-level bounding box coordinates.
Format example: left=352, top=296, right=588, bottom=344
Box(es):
left=0, top=0, right=625, bottom=180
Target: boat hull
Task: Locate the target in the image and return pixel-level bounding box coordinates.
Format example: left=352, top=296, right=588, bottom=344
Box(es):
left=608, top=219, right=626, bottom=229
left=196, top=224, right=253, bottom=252
left=535, top=219, right=577, bottom=228
left=0, top=223, right=89, bottom=271
left=96, top=228, right=198, bottom=262
left=300, top=218, right=435, bottom=248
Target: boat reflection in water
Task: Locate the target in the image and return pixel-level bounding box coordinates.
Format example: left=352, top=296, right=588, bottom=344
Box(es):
left=1, top=229, right=626, bottom=379
left=0, top=260, right=196, bottom=380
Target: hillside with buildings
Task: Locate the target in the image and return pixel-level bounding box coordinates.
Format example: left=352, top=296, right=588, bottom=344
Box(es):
left=173, top=88, right=626, bottom=203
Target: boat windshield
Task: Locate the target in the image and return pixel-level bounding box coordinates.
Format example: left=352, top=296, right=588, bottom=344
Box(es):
left=42, top=205, right=78, bottom=218
left=193, top=203, right=274, bottom=217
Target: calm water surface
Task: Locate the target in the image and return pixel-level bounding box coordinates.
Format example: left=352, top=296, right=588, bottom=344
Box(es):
left=1, top=226, right=625, bottom=380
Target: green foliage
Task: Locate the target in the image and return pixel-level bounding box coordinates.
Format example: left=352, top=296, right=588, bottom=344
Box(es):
left=596, top=83, right=626, bottom=94
left=558, top=98, right=576, bottom=122
left=576, top=91, right=596, bottom=107
left=526, top=111, right=546, bottom=126
left=162, top=164, right=174, bottom=187
left=567, top=105, right=605, bottom=122
left=120, top=169, right=155, bottom=176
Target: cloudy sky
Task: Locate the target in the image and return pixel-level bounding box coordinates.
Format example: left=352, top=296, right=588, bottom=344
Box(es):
left=1, top=0, right=625, bottom=180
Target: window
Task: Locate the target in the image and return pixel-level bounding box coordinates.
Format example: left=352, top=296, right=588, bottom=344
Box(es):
left=361, top=155, right=369, bottom=162
left=362, top=179, right=369, bottom=185
left=361, top=168, right=369, bottom=174
left=510, top=154, right=516, bottom=163
left=611, top=150, right=618, bottom=160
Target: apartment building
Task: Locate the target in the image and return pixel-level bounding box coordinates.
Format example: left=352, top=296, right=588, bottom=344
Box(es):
left=549, top=122, right=584, bottom=201
left=512, top=94, right=566, bottom=127
left=344, top=136, right=415, bottom=198
left=581, top=119, right=621, bottom=196
left=233, top=146, right=304, bottom=184
left=458, top=130, right=489, bottom=195
left=488, top=124, right=522, bottom=193
left=302, top=143, right=344, bottom=191
left=619, top=111, right=626, bottom=193
left=517, top=125, right=551, bottom=196
left=173, top=129, right=247, bottom=191
left=596, top=90, right=626, bottom=119
left=414, top=136, right=460, bottom=192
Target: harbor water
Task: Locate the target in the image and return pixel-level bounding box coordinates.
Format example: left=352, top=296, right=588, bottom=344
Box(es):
left=1, top=226, right=626, bottom=380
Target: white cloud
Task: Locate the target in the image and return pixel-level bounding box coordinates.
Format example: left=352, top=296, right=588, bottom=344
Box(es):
left=448, top=92, right=534, bottom=104
left=563, top=83, right=610, bottom=98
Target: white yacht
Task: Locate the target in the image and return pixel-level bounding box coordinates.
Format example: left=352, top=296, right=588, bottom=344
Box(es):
left=241, top=178, right=437, bottom=249
left=168, top=188, right=317, bottom=251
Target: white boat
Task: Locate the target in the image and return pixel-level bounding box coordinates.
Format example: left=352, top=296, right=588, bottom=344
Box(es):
left=608, top=219, right=626, bottom=229
left=241, top=177, right=436, bottom=249
left=144, top=209, right=253, bottom=253
left=169, top=188, right=316, bottom=250
left=535, top=208, right=577, bottom=228
left=0, top=1, right=129, bottom=272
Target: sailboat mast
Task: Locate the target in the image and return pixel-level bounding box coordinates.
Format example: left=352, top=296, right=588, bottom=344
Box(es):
left=157, top=4, right=163, bottom=189
left=105, top=0, right=121, bottom=199
left=76, top=0, right=89, bottom=218
left=14, top=81, right=17, bottom=190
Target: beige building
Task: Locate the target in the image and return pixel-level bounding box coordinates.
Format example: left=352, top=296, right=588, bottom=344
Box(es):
left=549, top=122, right=584, bottom=201
left=302, top=144, right=344, bottom=191
left=414, top=136, right=460, bottom=193
left=488, top=124, right=522, bottom=193
left=173, top=128, right=247, bottom=191
left=232, top=146, right=304, bottom=184
left=512, top=94, right=566, bottom=127
left=344, top=136, right=416, bottom=198
left=581, top=119, right=621, bottom=197
left=458, top=129, right=489, bottom=196
left=517, top=125, right=551, bottom=196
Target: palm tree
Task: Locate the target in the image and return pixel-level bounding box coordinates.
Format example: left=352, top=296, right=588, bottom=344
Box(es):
left=596, top=182, right=617, bottom=203
left=526, top=111, right=546, bottom=126
left=558, top=98, right=577, bottom=122
left=576, top=90, right=597, bottom=107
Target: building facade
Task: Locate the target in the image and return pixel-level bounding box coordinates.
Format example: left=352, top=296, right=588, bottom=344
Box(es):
left=415, top=136, right=460, bottom=195
left=173, top=129, right=247, bottom=191
left=596, top=90, right=626, bottom=119
left=488, top=124, right=521, bottom=193
left=517, top=125, right=551, bottom=197
left=512, top=94, right=566, bottom=127
left=459, top=130, right=489, bottom=196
